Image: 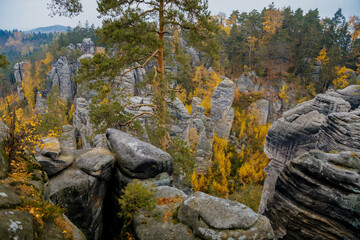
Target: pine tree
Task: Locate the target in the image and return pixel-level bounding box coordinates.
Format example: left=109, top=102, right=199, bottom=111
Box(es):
left=0, top=54, right=9, bottom=69
left=49, top=0, right=218, bottom=149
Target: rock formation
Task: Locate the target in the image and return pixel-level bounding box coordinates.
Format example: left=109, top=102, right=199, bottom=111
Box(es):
left=81, top=38, right=95, bottom=55
left=168, top=97, right=191, bottom=140
left=210, top=78, right=235, bottom=139
left=259, top=85, right=360, bottom=239
left=264, top=150, right=360, bottom=239
left=178, top=191, right=274, bottom=240
left=73, top=97, right=93, bottom=149
left=0, top=121, right=9, bottom=179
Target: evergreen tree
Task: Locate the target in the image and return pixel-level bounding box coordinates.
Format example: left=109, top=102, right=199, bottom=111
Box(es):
left=0, top=54, right=9, bottom=69
left=49, top=0, right=218, bottom=149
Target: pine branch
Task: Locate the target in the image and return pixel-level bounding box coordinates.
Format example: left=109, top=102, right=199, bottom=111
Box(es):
left=117, top=112, right=154, bottom=127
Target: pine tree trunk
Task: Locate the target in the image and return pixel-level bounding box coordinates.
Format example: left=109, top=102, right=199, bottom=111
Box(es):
left=158, top=0, right=167, bottom=149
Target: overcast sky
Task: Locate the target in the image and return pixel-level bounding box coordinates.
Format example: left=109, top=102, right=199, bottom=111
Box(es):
left=0, top=0, right=359, bottom=31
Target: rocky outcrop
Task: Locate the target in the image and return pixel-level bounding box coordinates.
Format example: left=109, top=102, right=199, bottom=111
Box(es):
left=235, top=71, right=259, bottom=93
left=168, top=97, right=191, bottom=140
left=329, top=85, right=360, bottom=110
left=0, top=121, right=9, bottom=179
left=0, top=210, right=34, bottom=240
left=264, top=150, right=360, bottom=239
left=251, top=99, right=269, bottom=125
left=48, top=57, right=76, bottom=101
left=73, top=97, right=93, bottom=149
left=48, top=167, right=106, bottom=240
left=13, top=61, right=25, bottom=101
left=189, top=98, right=214, bottom=173
left=82, top=38, right=95, bottom=55
left=60, top=125, right=77, bottom=149
left=210, top=78, right=235, bottom=139
left=260, top=90, right=358, bottom=214
left=106, top=128, right=172, bottom=179
left=178, top=192, right=274, bottom=240
left=119, top=67, right=147, bottom=96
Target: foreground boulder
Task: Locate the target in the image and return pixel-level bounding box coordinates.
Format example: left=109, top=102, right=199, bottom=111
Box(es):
left=264, top=150, right=360, bottom=239
left=106, top=128, right=173, bottom=178
left=178, top=192, right=274, bottom=240
left=0, top=210, right=34, bottom=240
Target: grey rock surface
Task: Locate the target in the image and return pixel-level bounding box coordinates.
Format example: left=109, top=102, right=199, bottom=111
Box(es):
left=254, top=99, right=270, bottom=124
left=178, top=192, right=274, bottom=240
left=264, top=150, right=360, bottom=239
left=210, top=78, right=235, bottom=139
left=73, top=97, right=93, bottom=149
left=35, top=148, right=74, bottom=176
left=0, top=183, right=22, bottom=209
left=331, top=85, right=360, bottom=110
left=35, top=91, right=47, bottom=114
left=168, top=97, right=191, bottom=140
left=82, top=38, right=95, bottom=54
left=106, top=128, right=173, bottom=178
left=48, top=167, right=106, bottom=240
left=235, top=71, right=258, bottom=93
left=40, top=137, right=61, bottom=159
left=0, top=210, right=34, bottom=240
left=53, top=57, right=76, bottom=101
left=60, top=124, right=77, bottom=150
left=76, top=148, right=115, bottom=181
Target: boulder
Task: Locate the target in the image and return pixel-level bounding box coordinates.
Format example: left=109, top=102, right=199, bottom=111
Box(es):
left=93, top=134, right=110, bottom=150
left=106, top=128, right=173, bottom=179
left=178, top=192, right=274, bottom=240
left=0, top=210, right=34, bottom=240
left=40, top=220, right=65, bottom=240
left=134, top=186, right=198, bottom=240
left=48, top=167, right=106, bottom=240
left=210, top=78, right=235, bottom=139
left=35, top=148, right=74, bottom=177
left=76, top=148, right=115, bottom=181
left=0, top=183, right=22, bottom=209
left=40, top=137, right=61, bottom=159
left=253, top=99, right=269, bottom=125
left=264, top=150, right=360, bottom=239
left=235, top=71, right=258, bottom=93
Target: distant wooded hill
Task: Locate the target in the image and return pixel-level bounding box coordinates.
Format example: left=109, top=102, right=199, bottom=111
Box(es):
left=26, top=25, right=71, bottom=34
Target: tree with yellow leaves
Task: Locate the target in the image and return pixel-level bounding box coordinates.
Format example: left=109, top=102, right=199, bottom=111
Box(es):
left=333, top=66, right=353, bottom=89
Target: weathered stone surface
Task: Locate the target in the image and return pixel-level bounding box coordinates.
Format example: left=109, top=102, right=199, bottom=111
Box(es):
left=134, top=186, right=198, bottom=240
left=0, top=210, right=34, bottom=240
left=178, top=192, right=274, bottom=240
left=40, top=220, right=65, bottom=240
left=168, top=98, right=191, bottom=140
left=119, top=67, right=146, bottom=96
left=235, top=71, right=258, bottom=93
left=93, top=134, right=110, bottom=150
left=76, top=148, right=115, bottom=181
left=253, top=99, right=269, bottom=125
left=0, top=121, right=9, bottom=179
left=316, top=111, right=360, bottom=152
left=0, top=183, right=22, bottom=209
left=48, top=167, right=106, bottom=240
left=14, top=61, right=26, bottom=101
left=40, top=137, right=61, bottom=159
left=210, top=78, right=235, bottom=139
left=106, top=128, right=173, bottom=178
left=60, top=124, right=77, bottom=149
left=264, top=150, right=360, bottom=239
left=330, top=85, right=360, bottom=110
left=36, top=148, right=74, bottom=176
left=73, top=97, right=93, bottom=149
left=82, top=38, right=95, bottom=54
left=53, top=57, right=75, bottom=101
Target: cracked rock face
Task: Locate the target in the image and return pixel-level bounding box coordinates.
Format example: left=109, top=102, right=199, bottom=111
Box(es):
left=264, top=150, right=360, bottom=239
left=178, top=192, right=274, bottom=240
left=210, top=78, right=235, bottom=139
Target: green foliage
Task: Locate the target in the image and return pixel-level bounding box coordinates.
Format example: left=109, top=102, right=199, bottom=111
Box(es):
left=118, top=180, right=156, bottom=223
left=37, top=86, right=68, bottom=135
left=0, top=53, right=9, bottom=69
left=48, top=0, right=83, bottom=17
left=228, top=184, right=263, bottom=212
left=167, top=138, right=196, bottom=187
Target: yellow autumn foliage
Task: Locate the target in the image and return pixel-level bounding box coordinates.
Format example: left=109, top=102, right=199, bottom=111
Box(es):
left=333, top=66, right=353, bottom=89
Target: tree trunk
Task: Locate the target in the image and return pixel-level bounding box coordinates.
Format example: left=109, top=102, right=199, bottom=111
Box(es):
left=157, top=0, right=167, bottom=150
